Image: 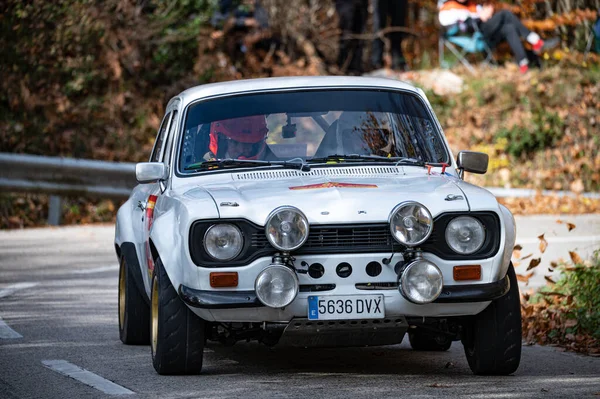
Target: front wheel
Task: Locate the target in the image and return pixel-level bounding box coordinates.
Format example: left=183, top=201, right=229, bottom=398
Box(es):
left=151, top=258, right=205, bottom=375
left=462, top=264, right=522, bottom=375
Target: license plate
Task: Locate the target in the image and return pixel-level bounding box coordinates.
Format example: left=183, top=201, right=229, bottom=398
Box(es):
left=307, top=295, right=384, bottom=320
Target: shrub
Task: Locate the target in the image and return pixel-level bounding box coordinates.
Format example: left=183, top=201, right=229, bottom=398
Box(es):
left=495, top=108, right=565, bottom=158
left=522, top=249, right=600, bottom=353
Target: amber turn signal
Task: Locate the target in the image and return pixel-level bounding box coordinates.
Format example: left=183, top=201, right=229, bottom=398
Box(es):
left=453, top=265, right=481, bottom=281
left=210, top=272, right=238, bottom=288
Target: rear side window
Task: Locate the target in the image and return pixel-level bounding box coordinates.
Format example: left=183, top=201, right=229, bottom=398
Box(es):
left=150, top=112, right=171, bottom=162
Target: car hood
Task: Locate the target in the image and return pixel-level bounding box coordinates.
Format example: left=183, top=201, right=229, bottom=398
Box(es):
left=178, top=170, right=473, bottom=225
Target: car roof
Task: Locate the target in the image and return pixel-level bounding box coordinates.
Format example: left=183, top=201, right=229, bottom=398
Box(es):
left=173, top=76, right=422, bottom=108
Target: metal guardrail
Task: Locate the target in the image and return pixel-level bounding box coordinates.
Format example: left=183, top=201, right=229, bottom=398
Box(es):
left=1, top=152, right=598, bottom=225
left=0, top=152, right=137, bottom=225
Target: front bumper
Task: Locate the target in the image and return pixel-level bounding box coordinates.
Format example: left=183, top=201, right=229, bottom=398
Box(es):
left=179, top=273, right=510, bottom=309
left=180, top=252, right=508, bottom=322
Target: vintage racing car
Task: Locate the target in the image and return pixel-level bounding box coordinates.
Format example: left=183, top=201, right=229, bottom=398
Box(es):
left=115, top=76, right=521, bottom=375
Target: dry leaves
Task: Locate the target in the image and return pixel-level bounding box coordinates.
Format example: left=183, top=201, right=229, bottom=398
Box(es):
left=538, top=234, right=548, bottom=253
left=544, top=276, right=556, bottom=284
left=521, top=251, right=600, bottom=355
left=517, top=271, right=534, bottom=284
left=499, top=197, right=600, bottom=216
left=557, top=220, right=577, bottom=231
left=569, top=251, right=583, bottom=264
left=527, top=258, right=542, bottom=271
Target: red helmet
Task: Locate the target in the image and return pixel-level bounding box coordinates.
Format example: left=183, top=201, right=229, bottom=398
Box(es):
left=209, top=116, right=268, bottom=158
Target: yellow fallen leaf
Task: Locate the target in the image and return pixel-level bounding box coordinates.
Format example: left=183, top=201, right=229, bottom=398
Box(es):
left=569, top=251, right=583, bottom=264
left=517, top=271, right=534, bottom=283
left=567, top=223, right=576, bottom=232
left=538, top=234, right=548, bottom=253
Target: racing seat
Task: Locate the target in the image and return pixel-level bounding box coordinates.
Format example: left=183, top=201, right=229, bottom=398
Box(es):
left=314, top=112, right=393, bottom=158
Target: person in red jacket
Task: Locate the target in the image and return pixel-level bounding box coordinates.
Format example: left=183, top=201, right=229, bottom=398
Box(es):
left=438, top=0, right=559, bottom=73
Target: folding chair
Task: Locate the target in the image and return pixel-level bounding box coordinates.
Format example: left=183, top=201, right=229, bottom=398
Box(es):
left=439, top=24, right=496, bottom=74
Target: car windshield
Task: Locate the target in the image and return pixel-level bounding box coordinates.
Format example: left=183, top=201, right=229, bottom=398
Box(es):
left=178, top=89, right=448, bottom=173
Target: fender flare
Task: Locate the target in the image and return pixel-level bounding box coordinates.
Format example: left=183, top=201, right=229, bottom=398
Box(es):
left=149, top=208, right=186, bottom=293
left=498, top=204, right=516, bottom=280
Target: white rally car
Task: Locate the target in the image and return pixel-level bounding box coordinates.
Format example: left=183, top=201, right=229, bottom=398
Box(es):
left=115, top=76, right=520, bottom=376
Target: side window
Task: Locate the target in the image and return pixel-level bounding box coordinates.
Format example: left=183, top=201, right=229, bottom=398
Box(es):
left=150, top=112, right=171, bottom=162
left=163, top=110, right=178, bottom=166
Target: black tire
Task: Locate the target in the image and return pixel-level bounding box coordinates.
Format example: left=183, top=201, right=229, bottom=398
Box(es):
left=462, top=264, right=522, bottom=375
left=151, top=258, right=204, bottom=375
left=118, top=255, right=150, bottom=345
left=408, top=330, right=452, bottom=351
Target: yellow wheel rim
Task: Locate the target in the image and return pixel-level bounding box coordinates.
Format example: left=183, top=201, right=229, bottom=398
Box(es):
left=151, top=275, right=159, bottom=355
left=118, top=259, right=126, bottom=329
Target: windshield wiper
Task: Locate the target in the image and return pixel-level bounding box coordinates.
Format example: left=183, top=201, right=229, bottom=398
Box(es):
left=306, top=154, right=426, bottom=167
left=184, top=158, right=311, bottom=172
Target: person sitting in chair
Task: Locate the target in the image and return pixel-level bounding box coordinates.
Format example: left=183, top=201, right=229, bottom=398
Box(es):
left=438, top=0, right=559, bottom=73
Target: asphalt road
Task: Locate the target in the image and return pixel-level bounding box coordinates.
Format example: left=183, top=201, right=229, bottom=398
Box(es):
left=1, top=218, right=599, bottom=399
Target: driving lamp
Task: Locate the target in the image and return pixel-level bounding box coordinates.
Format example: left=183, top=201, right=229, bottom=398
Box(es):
left=400, top=259, right=443, bottom=304
left=389, top=202, right=433, bottom=246
left=255, top=265, right=299, bottom=308
left=265, top=206, right=309, bottom=251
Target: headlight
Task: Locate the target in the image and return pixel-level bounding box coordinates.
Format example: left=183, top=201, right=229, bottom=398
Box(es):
left=389, top=202, right=433, bottom=246
left=255, top=265, right=299, bottom=308
left=445, top=216, right=485, bottom=254
left=204, top=224, right=243, bottom=261
left=265, top=206, right=309, bottom=251
left=400, top=259, right=443, bottom=304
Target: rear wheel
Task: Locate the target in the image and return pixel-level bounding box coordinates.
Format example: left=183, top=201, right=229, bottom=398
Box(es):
left=151, top=258, right=205, bottom=375
left=462, top=264, right=522, bottom=375
left=118, top=255, right=150, bottom=345
left=408, top=330, right=452, bottom=351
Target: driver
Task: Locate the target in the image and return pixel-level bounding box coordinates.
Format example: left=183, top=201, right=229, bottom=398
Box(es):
left=204, top=115, right=269, bottom=160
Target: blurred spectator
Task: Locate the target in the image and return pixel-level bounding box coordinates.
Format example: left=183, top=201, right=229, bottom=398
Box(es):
left=371, top=0, right=409, bottom=70
left=595, top=10, right=600, bottom=53
left=336, top=0, right=369, bottom=75
left=438, top=0, right=559, bottom=73
left=211, top=0, right=270, bottom=65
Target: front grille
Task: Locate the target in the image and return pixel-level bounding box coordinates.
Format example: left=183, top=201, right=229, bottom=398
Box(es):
left=252, top=224, right=401, bottom=254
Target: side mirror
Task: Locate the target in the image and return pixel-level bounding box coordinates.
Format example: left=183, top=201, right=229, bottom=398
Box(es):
left=136, top=162, right=166, bottom=184
left=457, top=151, right=488, bottom=176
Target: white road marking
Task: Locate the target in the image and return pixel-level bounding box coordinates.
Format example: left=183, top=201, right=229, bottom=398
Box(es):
left=516, top=235, right=600, bottom=245
left=73, top=265, right=118, bottom=274
left=0, top=317, right=23, bottom=339
left=42, top=360, right=134, bottom=396
left=0, top=282, right=39, bottom=298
